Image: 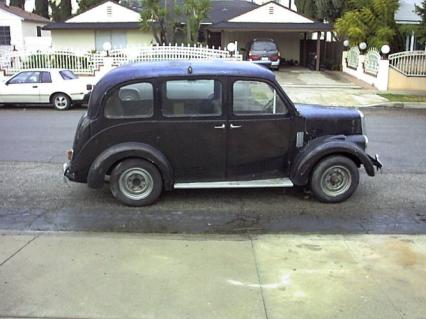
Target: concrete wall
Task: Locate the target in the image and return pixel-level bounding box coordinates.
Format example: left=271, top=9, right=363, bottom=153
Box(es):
left=388, top=68, right=426, bottom=91
left=223, top=31, right=301, bottom=62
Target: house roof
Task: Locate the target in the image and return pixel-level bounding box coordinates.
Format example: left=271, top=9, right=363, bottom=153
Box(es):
left=0, top=2, right=50, bottom=23
left=395, top=0, right=422, bottom=24
left=208, top=21, right=332, bottom=32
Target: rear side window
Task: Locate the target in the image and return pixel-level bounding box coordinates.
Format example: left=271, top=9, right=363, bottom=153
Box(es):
left=161, top=79, right=222, bottom=117
left=233, top=80, right=288, bottom=115
left=104, top=82, right=154, bottom=119
left=41, top=72, right=52, bottom=83
left=59, top=70, right=78, bottom=80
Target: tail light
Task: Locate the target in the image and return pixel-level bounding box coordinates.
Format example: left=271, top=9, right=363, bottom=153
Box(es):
left=270, top=55, right=279, bottom=61
left=248, top=51, right=261, bottom=61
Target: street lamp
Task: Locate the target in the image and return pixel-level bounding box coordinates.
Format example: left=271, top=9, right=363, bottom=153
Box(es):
left=359, top=42, right=367, bottom=53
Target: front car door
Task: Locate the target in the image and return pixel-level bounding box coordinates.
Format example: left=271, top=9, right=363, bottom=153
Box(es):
left=1, top=71, right=41, bottom=103
left=157, top=77, right=227, bottom=182
left=227, top=79, right=294, bottom=180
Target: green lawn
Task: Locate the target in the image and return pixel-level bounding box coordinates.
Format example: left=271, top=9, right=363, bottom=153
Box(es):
left=378, top=93, right=426, bottom=102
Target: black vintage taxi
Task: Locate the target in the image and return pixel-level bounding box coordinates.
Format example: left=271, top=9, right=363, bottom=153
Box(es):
left=63, top=61, right=382, bottom=206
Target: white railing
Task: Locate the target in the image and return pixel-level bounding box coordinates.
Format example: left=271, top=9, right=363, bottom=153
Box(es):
left=0, top=50, right=103, bottom=75
left=389, top=50, right=426, bottom=76
left=109, top=43, right=242, bottom=66
left=0, top=44, right=242, bottom=76
left=364, top=48, right=380, bottom=76
left=346, top=46, right=360, bottom=69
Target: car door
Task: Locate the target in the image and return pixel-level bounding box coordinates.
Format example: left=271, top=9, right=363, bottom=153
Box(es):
left=157, top=78, right=227, bottom=182
left=227, top=79, right=293, bottom=180
left=2, top=71, right=41, bottom=103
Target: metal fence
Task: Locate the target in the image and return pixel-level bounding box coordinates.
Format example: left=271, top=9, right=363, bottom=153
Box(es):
left=364, top=48, right=380, bottom=76
left=389, top=50, right=426, bottom=77
left=346, top=46, right=360, bottom=70
left=0, top=50, right=103, bottom=76
left=0, top=44, right=242, bottom=76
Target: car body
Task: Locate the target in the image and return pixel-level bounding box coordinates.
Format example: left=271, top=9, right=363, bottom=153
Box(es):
left=0, top=69, right=92, bottom=110
left=63, top=60, right=381, bottom=206
left=246, top=39, right=280, bottom=70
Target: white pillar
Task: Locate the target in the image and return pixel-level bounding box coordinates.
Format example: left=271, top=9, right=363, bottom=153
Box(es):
left=410, top=31, right=415, bottom=51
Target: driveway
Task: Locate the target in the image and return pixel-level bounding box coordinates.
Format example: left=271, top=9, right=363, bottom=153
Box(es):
left=275, top=67, right=388, bottom=107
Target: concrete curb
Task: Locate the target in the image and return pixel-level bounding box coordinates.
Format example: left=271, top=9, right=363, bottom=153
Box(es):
left=363, top=102, right=426, bottom=109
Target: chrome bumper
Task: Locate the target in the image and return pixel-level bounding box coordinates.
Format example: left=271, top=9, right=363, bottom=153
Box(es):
left=368, top=154, right=382, bottom=171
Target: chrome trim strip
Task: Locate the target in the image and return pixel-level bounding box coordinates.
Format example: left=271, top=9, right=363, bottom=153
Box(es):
left=174, top=178, right=294, bottom=189
left=296, top=132, right=304, bottom=148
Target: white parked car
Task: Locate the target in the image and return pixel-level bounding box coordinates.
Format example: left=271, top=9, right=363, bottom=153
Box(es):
left=0, top=69, right=92, bottom=110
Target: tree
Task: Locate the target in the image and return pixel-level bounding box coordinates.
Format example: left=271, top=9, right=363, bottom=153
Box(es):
left=49, top=0, right=72, bottom=21
left=335, top=0, right=399, bottom=48
left=294, top=0, right=317, bottom=19
left=34, top=0, right=49, bottom=19
left=183, top=0, right=209, bottom=43
left=139, top=0, right=179, bottom=44
left=415, top=0, right=426, bottom=45
left=9, top=0, right=25, bottom=9
left=316, top=0, right=347, bottom=23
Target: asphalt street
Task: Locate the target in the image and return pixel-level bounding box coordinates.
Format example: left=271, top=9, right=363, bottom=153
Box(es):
left=0, top=105, right=425, bottom=234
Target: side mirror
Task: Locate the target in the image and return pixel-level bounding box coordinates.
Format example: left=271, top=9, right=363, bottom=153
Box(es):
left=86, top=84, right=93, bottom=91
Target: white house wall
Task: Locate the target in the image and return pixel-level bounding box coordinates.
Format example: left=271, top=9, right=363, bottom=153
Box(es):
left=229, top=2, right=312, bottom=23
left=67, top=1, right=140, bottom=23
left=224, top=31, right=301, bottom=62
left=0, top=9, right=23, bottom=50
left=252, top=0, right=297, bottom=11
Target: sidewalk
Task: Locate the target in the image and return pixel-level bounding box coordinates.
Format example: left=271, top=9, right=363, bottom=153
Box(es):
left=1, top=232, right=425, bottom=319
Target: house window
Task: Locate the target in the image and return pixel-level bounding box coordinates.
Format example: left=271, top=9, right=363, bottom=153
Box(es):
left=0, top=26, right=11, bottom=45
left=95, top=31, right=127, bottom=51
left=36, top=26, right=42, bottom=37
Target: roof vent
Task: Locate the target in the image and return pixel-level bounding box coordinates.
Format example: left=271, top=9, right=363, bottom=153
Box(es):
left=106, top=5, right=112, bottom=17
left=269, top=6, right=274, bottom=14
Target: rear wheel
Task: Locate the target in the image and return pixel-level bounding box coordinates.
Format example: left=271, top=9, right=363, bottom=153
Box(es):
left=110, top=159, right=163, bottom=206
left=310, top=155, right=359, bottom=203
left=52, top=93, right=71, bottom=111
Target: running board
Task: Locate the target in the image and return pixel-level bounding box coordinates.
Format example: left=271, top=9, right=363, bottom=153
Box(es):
left=174, top=178, right=293, bottom=189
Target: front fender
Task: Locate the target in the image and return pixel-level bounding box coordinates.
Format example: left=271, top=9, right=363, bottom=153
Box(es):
left=87, top=142, right=174, bottom=190
left=290, top=135, right=376, bottom=186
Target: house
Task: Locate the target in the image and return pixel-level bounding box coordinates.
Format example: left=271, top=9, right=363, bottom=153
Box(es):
left=396, top=0, right=424, bottom=51
left=43, top=0, right=154, bottom=51
left=0, top=2, right=51, bottom=53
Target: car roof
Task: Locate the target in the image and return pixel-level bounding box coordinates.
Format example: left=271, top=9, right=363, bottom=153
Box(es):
left=89, top=60, right=276, bottom=116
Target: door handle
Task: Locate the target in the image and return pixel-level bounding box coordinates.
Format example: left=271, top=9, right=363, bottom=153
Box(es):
left=230, top=124, right=242, bottom=129
left=214, top=124, right=226, bottom=129
left=32, top=86, right=38, bottom=88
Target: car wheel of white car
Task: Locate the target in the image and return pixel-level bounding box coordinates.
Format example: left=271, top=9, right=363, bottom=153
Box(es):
left=52, top=93, right=71, bottom=111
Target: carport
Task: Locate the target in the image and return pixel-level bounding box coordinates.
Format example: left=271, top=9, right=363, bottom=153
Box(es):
left=206, top=1, right=332, bottom=71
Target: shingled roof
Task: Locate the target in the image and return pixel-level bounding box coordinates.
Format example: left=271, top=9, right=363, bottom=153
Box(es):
left=0, top=2, right=50, bottom=23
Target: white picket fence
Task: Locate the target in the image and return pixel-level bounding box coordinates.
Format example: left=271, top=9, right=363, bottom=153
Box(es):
left=0, top=44, right=242, bottom=76
left=389, top=50, right=426, bottom=77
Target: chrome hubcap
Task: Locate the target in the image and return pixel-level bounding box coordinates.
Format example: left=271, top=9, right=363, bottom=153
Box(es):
left=54, top=96, right=67, bottom=109
left=320, top=165, right=352, bottom=197
left=118, top=168, right=154, bottom=200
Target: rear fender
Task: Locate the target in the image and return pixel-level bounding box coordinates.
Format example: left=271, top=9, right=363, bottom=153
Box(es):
left=290, top=135, right=375, bottom=186
left=87, top=142, right=174, bottom=190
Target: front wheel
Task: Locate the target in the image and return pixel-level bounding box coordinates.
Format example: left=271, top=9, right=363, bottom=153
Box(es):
left=110, top=159, right=163, bottom=206
left=52, top=93, right=71, bottom=111
left=310, top=155, right=359, bottom=203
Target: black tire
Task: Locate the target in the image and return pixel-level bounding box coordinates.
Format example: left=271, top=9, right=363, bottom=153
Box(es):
left=52, top=93, right=71, bottom=111
left=110, top=158, right=163, bottom=206
left=310, top=155, right=359, bottom=203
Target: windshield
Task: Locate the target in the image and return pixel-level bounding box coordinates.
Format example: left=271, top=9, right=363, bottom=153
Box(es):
left=252, top=41, right=277, bottom=51
left=59, top=70, right=78, bottom=80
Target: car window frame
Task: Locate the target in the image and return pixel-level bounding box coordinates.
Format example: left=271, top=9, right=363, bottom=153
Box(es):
left=229, top=77, right=293, bottom=119
left=7, top=71, right=41, bottom=85
left=159, top=76, right=225, bottom=120
left=102, top=79, right=156, bottom=120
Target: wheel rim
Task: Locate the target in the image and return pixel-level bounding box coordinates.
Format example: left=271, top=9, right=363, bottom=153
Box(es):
left=118, top=168, right=154, bottom=200
left=54, top=95, right=68, bottom=109
left=320, top=165, right=352, bottom=197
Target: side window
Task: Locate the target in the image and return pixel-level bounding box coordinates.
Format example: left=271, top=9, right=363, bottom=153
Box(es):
left=41, top=72, right=52, bottom=83
left=8, top=71, right=40, bottom=84
left=104, top=82, right=154, bottom=119
left=233, top=80, right=288, bottom=115
left=161, top=79, right=222, bottom=117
